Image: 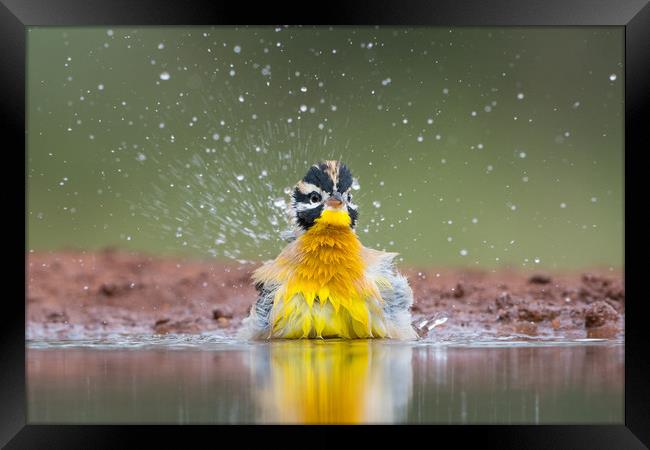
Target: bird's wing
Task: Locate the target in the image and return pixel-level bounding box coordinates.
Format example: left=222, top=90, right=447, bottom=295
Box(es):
left=237, top=280, right=277, bottom=340
left=362, top=246, right=417, bottom=340
left=361, top=246, right=399, bottom=277
left=239, top=242, right=300, bottom=340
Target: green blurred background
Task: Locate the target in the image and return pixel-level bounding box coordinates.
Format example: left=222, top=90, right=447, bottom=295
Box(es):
left=27, top=26, right=623, bottom=268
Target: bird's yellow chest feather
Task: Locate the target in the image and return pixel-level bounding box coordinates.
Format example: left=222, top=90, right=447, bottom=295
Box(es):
left=264, top=210, right=387, bottom=339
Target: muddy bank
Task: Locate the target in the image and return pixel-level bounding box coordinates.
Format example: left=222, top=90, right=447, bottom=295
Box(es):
left=26, top=249, right=624, bottom=341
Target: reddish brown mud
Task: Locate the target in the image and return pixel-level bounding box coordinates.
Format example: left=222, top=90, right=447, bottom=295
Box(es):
left=26, top=249, right=624, bottom=341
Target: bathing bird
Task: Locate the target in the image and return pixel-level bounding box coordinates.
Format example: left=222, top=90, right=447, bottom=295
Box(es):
left=238, top=160, right=416, bottom=340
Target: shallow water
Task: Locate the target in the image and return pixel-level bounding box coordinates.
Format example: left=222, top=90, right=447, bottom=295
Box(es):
left=27, top=338, right=623, bottom=424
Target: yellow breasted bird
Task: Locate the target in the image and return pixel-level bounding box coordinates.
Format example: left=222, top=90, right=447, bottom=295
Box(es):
left=238, top=160, right=417, bottom=340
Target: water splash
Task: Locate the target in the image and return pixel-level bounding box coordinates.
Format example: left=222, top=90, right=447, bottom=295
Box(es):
left=135, top=119, right=365, bottom=262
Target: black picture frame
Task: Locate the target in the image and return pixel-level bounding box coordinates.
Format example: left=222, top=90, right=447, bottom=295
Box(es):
left=3, top=0, right=648, bottom=447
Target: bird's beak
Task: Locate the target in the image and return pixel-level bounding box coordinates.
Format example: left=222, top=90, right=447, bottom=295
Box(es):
left=326, top=192, right=344, bottom=209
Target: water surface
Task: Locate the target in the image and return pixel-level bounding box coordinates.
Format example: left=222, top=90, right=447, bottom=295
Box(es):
left=27, top=339, right=623, bottom=424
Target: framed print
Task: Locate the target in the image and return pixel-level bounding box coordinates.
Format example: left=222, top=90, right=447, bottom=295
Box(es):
left=2, top=0, right=649, bottom=447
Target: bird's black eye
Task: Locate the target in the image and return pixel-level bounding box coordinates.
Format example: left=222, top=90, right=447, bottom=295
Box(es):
left=310, top=192, right=322, bottom=203
left=346, top=193, right=352, bottom=202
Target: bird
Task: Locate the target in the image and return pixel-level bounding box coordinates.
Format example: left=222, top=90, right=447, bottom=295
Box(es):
left=238, top=160, right=417, bottom=340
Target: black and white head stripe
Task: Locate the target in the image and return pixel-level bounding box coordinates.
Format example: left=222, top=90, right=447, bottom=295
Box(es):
left=291, top=160, right=359, bottom=230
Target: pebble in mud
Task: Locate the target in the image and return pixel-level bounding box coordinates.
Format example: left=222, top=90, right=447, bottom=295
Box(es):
left=551, top=317, right=561, bottom=330
left=584, top=301, right=620, bottom=339
left=587, top=324, right=619, bottom=339
left=495, top=291, right=513, bottom=309
left=212, top=307, right=233, bottom=320
left=153, top=318, right=202, bottom=334
left=99, top=283, right=118, bottom=296
left=495, top=292, right=515, bottom=321
left=513, top=320, right=538, bottom=336
left=528, top=274, right=552, bottom=284
left=45, top=310, right=69, bottom=323
left=584, top=301, right=619, bottom=328
left=517, top=302, right=560, bottom=322
left=153, top=318, right=171, bottom=333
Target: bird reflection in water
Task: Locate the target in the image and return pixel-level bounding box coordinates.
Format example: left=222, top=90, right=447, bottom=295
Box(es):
left=247, top=340, right=413, bottom=424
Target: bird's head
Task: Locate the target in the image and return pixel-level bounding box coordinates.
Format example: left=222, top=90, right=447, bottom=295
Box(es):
left=291, top=160, right=358, bottom=231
